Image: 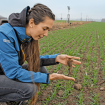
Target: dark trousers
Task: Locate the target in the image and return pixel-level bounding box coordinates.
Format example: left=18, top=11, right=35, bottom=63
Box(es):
left=0, top=65, right=47, bottom=102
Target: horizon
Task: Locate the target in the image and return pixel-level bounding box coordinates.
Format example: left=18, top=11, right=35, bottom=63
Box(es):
left=0, top=0, right=105, bottom=22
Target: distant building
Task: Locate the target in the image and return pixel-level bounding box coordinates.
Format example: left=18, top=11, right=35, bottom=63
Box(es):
left=101, top=18, right=105, bottom=22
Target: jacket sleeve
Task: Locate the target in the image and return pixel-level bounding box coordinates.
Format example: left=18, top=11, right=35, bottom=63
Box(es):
left=40, top=54, right=59, bottom=66
left=0, top=32, right=50, bottom=84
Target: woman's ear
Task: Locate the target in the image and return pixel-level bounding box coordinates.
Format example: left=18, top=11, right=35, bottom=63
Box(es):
left=29, top=18, right=34, bottom=28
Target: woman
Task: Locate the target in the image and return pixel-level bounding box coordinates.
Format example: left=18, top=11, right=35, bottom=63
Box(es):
left=0, top=3, right=81, bottom=105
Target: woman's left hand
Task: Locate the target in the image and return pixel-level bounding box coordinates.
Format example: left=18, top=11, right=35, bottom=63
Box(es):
left=56, top=54, right=81, bottom=67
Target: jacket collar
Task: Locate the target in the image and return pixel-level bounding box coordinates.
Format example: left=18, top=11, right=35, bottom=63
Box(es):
left=13, top=27, right=32, bottom=43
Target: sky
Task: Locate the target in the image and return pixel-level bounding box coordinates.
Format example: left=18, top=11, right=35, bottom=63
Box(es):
left=0, top=0, right=105, bottom=21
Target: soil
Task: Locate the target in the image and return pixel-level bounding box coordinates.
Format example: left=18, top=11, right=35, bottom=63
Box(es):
left=67, top=58, right=73, bottom=76
left=74, top=84, right=82, bottom=90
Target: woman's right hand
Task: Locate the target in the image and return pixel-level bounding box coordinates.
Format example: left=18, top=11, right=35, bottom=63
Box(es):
left=50, top=73, right=75, bottom=81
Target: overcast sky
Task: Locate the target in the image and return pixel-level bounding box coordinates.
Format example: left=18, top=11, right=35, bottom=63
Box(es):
left=0, top=0, right=105, bottom=21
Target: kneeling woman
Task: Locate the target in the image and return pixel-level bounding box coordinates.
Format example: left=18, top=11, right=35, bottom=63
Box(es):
left=0, top=3, right=81, bottom=105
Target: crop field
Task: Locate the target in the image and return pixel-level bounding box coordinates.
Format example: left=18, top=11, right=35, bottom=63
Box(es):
left=35, top=22, right=105, bottom=105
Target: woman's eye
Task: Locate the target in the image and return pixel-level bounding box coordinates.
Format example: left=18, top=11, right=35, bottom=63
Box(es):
left=43, top=29, right=46, bottom=31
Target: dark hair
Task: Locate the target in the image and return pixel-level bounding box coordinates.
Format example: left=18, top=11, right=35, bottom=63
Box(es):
left=23, top=3, right=55, bottom=105
left=26, top=3, right=55, bottom=25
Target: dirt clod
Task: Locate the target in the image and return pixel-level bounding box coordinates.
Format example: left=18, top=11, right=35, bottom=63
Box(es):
left=67, top=58, right=73, bottom=76
left=58, top=90, right=63, bottom=96
left=100, top=87, right=105, bottom=91
left=74, top=84, right=82, bottom=90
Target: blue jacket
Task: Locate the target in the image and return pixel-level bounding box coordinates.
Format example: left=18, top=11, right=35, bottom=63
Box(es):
left=0, top=6, right=59, bottom=84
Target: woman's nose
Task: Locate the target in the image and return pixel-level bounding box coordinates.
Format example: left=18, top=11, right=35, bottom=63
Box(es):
left=44, top=30, right=48, bottom=36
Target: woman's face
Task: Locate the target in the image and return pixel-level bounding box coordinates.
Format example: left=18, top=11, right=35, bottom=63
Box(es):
left=27, top=17, right=54, bottom=40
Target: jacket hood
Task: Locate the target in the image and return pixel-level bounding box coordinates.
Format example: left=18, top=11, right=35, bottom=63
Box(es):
left=8, top=6, right=30, bottom=27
